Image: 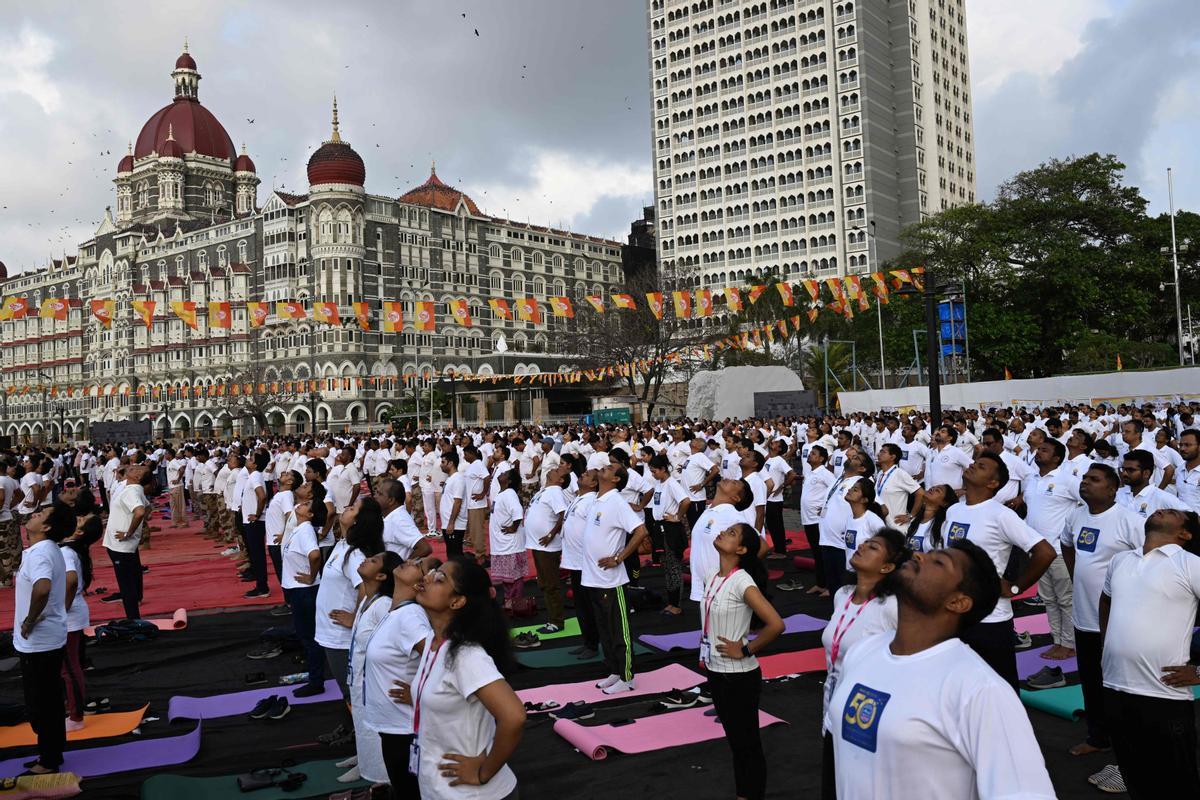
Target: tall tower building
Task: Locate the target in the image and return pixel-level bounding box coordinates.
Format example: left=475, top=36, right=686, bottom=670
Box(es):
left=647, top=0, right=975, bottom=288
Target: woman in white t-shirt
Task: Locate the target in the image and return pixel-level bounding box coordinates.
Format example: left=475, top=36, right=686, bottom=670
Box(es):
left=487, top=468, right=526, bottom=609
left=362, top=554, right=439, bottom=795
left=840, top=481, right=887, bottom=570
left=60, top=487, right=103, bottom=730
left=699, top=523, right=785, bottom=800
left=282, top=497, right=325, bottom=698
left=264, top=470, right=300, bottom=587
left=904, top=484, right=957, bottom=554
left=338, top=548, right=404, bottom=785
left=400, top=558, right=526, bottom=799
left=819, top=528, right=908, bottom=799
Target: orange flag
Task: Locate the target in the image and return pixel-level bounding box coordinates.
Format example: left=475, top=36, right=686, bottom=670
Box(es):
left=1116, top=354, right=1123, bottom=371
left=247, top=301, right=269, bottom=328
left=671, top=290, right=692, bottom=318
left=585, top=296, right=605, bottom=313
left=414, top=301, right=436, bottom=332
left=90, top=300, right=115, bottom=328
left=352, top=302, right=371, bottom=330
left=825, top=278, right=846, bottom=304
left=488, top=299, right=512, bottom=320
left=548, top=297, right=574, bottom=318
left=277, top=301, right=306, bottom=320
left=611, top=294, right=636, bottom=310
left=695, top=289, right=713, bottom=317
left=646, top=292, right=664, bottom=320
left=449, top=299, right=472, bottom=327
left=382, top=302, right=404, bottom=332
left=132, top=300, right=156, bottom=327
left=748, top=285, right=767, bottom=304
left=802, top=279, right=820, bottom=302
left=313, top=302, right=340, bottom=325
left=208, top=301, right=232, bottom=328
left=911, top=266, right=926, bottom=290
left=171, top=301, right=198, bottom=329
left=776, top=283, right=795, bottom=306
left=1004, top=367, right=1013, bottom=380
left=870, top=272, right=890, bottom=304
left=724, top=287, right=743, bottom=312
left=1, top=297, right=30, bottom=320
left=40, top=298, right=69, bottom=320
left=516, top=298, right=542, bottom=323
left=888, top=269, right=913, bottom=290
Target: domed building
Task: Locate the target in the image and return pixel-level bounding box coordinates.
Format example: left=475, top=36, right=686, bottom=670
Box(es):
left=0, top=45, right=627, bottom=443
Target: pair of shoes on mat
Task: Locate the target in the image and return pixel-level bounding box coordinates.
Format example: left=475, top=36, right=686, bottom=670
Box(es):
left=248, top=643, right=283, bottom=660
left=249, top=695, right=290, bottom=720
left=776, top=578, right=805, bottom=591
left=1089, top=765, right=1125, bottom=793
left=84, top=698, right=110, bottom=715
left=1025, top=666, right=1066, bottom=690
left=537, top=623, right=562, bottom=635
left=658, top=687, right=712, bottom=710
left=524, top=701, right=560, bottom=713
left=549, top=701, right=594, bottom=721
left=513, top=632, right=541, bottom=649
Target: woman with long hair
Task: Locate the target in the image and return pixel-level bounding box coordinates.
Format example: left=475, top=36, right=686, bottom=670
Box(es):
left=317, top=496, right=385, bottom=701
left=840, top=480, right=886, bottom=571
left=264, top=470, right=301, bottom=588
left=59, top=488, right=101, bottom=729
left=282, top=497, right=325, bottom=699
left=701, top=523, right=786, bottom=800
left=362, top=555, right=441, bottom=796
left=338, top=548, right=404, bottom=785
left=905, top=484, right=957, bottom=553
left=403, top=557, right=525, bottom=798
left=819, top=528, right=910, bottom=800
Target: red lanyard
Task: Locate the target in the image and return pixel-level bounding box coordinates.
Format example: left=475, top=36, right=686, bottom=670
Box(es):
left=702, top=568, right=740, bottom=638
left=829, top=590, right=874, bottom=666
left=411, top=638, right=446, bottom=735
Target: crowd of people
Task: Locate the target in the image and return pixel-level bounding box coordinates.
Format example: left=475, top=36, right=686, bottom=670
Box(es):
left=4, top=399, right=1200, bottom=798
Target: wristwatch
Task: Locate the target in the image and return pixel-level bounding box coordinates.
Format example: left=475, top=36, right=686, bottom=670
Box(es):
left=740, top=642, right=751, bottom=658
left=1009, top=584, right=1020, bottom=596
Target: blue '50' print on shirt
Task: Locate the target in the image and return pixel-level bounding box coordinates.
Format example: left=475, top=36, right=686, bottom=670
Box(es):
left=842, top=683, right=891, bottom=752
left=1076, top=526, right=1099, bottom=553
left=947, top=522, right=970, bottom=543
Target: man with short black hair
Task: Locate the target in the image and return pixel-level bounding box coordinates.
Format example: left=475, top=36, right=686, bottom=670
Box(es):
left=1117, top=449, right=1188, bottom=519
left=830, top=539, right=1056, bottom=799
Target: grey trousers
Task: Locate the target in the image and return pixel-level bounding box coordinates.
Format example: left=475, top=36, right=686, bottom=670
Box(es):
left=1037, top=554, right=1074, bottom=649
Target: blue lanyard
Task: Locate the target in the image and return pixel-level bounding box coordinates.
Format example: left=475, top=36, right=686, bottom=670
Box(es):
left=826, top=476, right=847, bottom=504
left=876, top=467, right=896, bottom=494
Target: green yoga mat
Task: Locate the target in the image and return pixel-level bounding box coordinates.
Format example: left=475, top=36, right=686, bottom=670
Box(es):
left=141, top=758, right=366, bottom=800
left=510, top=617, right=581, bottom=640
left=517, top=642, right=653, bottom=669
left=1022, top=684, right=1200, bottom=721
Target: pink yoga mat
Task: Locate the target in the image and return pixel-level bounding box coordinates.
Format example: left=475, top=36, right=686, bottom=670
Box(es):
left=1014, top=614, right=1052, bottom=636
left=517, top=664, right=705, bottom=711
left=758, top=648, right=827, bottom=679
left=555, top=705, right=788, bottom=760
left=85, top=608, right=187, bottom=637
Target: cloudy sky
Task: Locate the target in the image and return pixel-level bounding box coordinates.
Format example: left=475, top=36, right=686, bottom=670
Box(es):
left=1, top=0, right=1198, bottom=274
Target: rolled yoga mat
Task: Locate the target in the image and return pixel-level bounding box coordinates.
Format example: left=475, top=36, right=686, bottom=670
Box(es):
left=517, top=664, right=705, bottom=712
left=167, top=680, right=341, bottom=721
left=140, top=758, right=367, bottom=800
left=517, top=642, right=653, bottom=669
left=0, top=771, right=82, bottom=799
left=554, top=705, right=788, bottom=760
left=792, top=555, right=817, bottom=571
left=640, top=613, right=827, bottom=651
left=0, top=706, right=147, bottom=749
left=0, top=723, right=201, bottom=780
left=84, top=608, right=188, bottom=637
left=1016, top=646, right=1077, bottom=681
left=510, top=617, right=581, bottom=641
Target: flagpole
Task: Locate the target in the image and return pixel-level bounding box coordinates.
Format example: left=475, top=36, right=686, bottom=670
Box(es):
left=1169, top=167, right=1185, bottom=366
left=868, top=222, right=886, bottom=390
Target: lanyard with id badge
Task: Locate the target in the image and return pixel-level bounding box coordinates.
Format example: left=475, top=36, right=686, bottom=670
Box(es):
left=410, top=638, right=447, bottom=775
left=823, top=590, right=875, bottom=714
left=699, top=568, right=741, bottom=665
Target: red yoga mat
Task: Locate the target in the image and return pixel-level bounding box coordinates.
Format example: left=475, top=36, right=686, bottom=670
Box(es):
left=554, top=705, right=788, bottom=760
left=757, top=648, right=827, bottom=679
left=792, top=555, right=816, bottom=571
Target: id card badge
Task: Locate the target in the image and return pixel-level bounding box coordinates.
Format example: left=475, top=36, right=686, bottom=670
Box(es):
left=699, top=635, right=711, bottom=664
left=823, top=669, right=839, bottom=713
left=408, top=739, right=420, bottom=775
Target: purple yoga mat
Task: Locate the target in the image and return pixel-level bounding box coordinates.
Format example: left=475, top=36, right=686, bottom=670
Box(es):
left=1017, top=645, right=1077, bottom=680
left=0, top=723, right=201, bottom=779
left=167, top=679, right=342, bottom=721
left=640, top=613, right=827, bottom=651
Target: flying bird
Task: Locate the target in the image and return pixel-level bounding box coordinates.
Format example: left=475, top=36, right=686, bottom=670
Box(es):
left=247, top=118, right=255, bottom=124
left=474, top=28, right=479, bottom=36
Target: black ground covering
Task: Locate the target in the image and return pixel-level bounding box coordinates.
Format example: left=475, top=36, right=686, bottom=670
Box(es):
left=1, top=563, right=1189, bottom=799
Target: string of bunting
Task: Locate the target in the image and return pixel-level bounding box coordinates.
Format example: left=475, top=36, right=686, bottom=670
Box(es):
left=0, top=269, right=923, bottom=329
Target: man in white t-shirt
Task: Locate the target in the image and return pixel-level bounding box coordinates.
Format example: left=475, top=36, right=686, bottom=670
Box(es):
left=942, top=452, right=1055, bottom=689
left=460, top=445, right=490, bottom=561
left=525, top=464, right=571, bottom=634
left=103, top=463, right=151, bottom=620
left=1060, top=462, right=1144, bottom=759
left=688, top=478, right=753, bottom=602
left=763, top=439, right=795, bottom=559
left=1100, top=508, right=1200, bottom=796
left=682, top=437, right=720, bottom=528
left=830, top=538, right=1056, bottom=800
left=165, top=449, right=187, bottom=528
left=582, top=463, right=650, bottom=695
left=1116, top=449, right=1189, bottom=520
left=437, top=450, right=469, bottom=558
left=925, top=425, right=973, bottom=491
left=376, top=478, right=432, bottom=560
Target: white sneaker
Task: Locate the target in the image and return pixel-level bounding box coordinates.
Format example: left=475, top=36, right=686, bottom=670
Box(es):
left=221, top=546, right=241, bottom=556
left=602, top=678, right=637, bottom=695
left=335, top=755, right=358, bottom=769
left=594, top=674, right=620, bottom=690
left=336, top=765, right=361, bottom=783
left=65, top=717, right=85, bottom=732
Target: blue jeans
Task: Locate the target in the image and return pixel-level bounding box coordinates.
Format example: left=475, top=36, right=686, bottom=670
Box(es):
left=284, top=585, right=325, bottom=687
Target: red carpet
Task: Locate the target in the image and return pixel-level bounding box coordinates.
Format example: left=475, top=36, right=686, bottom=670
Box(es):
left=0, top=501, right=281, bottom=632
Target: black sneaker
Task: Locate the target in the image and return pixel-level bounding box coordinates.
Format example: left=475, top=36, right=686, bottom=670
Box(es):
left=292, top=682, right=326, bottom=698
left=317, top=724, right=349, bottom=745
left=99, top=593, right=123, bottom=604
left=267, top=696, right=291, bottom=720
left=574, top=646, right=598, bottom=660
left=244, top=588, right=270, bottom=599
left=512, top=632, right=541, bottom=650
left=249, top=695, right=278, bottom=719
left=657, top=689, right=700, bottom=710
left=247, top=643, right=283, bottom=660
left=548, top=701, right=595, bottom=721
left=84, top=697, right=111, bottom=715
left=1025, top=666, right=1066, bottom=690
left=1013, top=631, right=1033, bottom=651
left=269, top=604, right=292, bottom=617
left=776, top=578, right=805, bottom=592
left=1022, top=594, right=1046, bottom=608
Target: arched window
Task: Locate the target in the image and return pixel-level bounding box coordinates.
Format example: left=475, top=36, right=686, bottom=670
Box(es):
left=237, top=240, right=248, bottom=263
left=137, top=181, right=149, bottom=208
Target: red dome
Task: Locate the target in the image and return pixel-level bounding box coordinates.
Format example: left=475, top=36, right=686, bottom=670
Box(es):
left=117, top=152, right=134, bottom=173
left=175, top=51, right=197, bottom=70
left=234, top=151, right=256, bottom=173
left=0, top=261, right=7, bottom=280
left=399, top=167, right=481, bottom=215
left=135, top=99, right=235, bottom=162
left=307, top=140, right=365, bottom=187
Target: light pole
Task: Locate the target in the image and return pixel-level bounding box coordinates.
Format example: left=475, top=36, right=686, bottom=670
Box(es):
left=897, top=274, right=947, bottom=423
left=854, top=222, right=886, bottom=389
left=1167, top=168, right=1186, bottom=366
left=37, top=371, right=52, bottom=444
